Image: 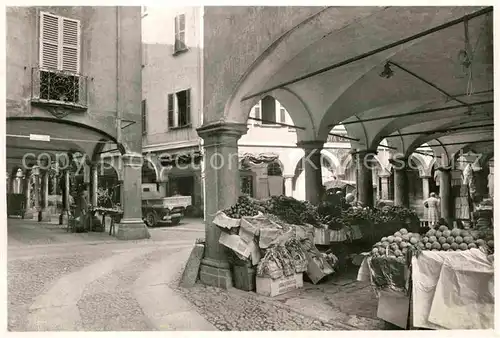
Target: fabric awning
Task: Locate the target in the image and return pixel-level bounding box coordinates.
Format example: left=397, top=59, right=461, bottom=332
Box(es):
left=239, top=152, right=279, bottom=165
left=324, top=179, right=356, bottom=190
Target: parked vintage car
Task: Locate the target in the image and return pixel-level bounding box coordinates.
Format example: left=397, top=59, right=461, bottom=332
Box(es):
left=141, top=189, right=192, bottom=227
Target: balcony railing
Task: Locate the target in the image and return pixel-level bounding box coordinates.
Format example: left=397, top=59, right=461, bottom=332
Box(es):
left=31, top=68, right=88, bottom=110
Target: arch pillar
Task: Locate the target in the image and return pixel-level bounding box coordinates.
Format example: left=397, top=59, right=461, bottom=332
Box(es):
left=297, top=140, right=324, bottom=204
left=39, top=169, right=51, bottom=222
left=197, top=121, right=248, bottom=289
left=436, top=166, right=452, bottom=225
left=420, top=175, right=432, bottom=200
left=379, top=172, right=391, bottom=201
left=283, top=174, right=294, bottom=197
left=23, top=170, right=34, bottom=219
left=116, top=153, right=151, bottom=240
left=389, top=157, right=409, bottom=207
left=355, top=150, right=376, bottom=207
left=90, top=163, right=99, bottom=207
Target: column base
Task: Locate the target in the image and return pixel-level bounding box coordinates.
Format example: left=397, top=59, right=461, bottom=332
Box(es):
left=198, top=257, right=233, bottom=289
left=116, top=218, right=151, bottom=240
left=38, top=210, right=51, bottom=222
left=59, top=212, right=69, bottom=225
left=23, top=209, right=35, bottom=219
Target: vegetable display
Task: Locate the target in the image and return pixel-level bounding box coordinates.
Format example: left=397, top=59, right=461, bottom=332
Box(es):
left=223, top=195, right=261, bottom=218
left=370, top=225, right=495, bottom=263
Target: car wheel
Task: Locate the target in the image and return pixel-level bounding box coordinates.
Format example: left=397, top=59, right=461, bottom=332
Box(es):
left=145, top=211, right=157, bottom=227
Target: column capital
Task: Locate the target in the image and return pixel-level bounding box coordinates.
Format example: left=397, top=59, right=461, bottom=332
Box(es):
left=296, top=140, right=324, bottom=150
left=197, top=121, right=248, bottom=141
left=122, top=152, right=144, bottom=168
left=283, top=174, right=294, bottom=179
left=32, top=165, right=41, bottom=176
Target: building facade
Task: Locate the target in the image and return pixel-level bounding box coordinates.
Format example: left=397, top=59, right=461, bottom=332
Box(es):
left=140, top=6, right=204, bottom=216
left=6, top=6, right=149, bottom=239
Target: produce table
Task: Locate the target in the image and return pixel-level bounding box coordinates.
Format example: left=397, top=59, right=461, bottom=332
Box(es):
left=357, top=248, right=494, bottom=329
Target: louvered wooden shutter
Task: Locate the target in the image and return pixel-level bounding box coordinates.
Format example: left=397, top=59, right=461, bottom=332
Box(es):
left=167, top=94, right=174, bottom=128
left=40, top=13, right=59, bottom=69
left=185, top=89, right=191, bottom=124
left=61, top=18, right=80, bottom=73
left=40, top=12, right=80, bottom=73
left=174, top=14, right=186, bottom=52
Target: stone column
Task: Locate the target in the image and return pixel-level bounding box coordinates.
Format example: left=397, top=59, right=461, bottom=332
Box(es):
left=14, top=169, right=24, bottom=194
left=39, top=170, right=51, bottom=221
left=116, top=153, right=150, bottom=240
left=23, top=171, right=34, bottom=219
left=59, top=170, right=71, bottom=225
left=283, top=174, right=294, bottom=197
left=297, top=141, right=324, bottom=204
left=390, top=157, right=409, bottom=207
left=437, top=166, right=452, bottom=224
left=355, top=150, right=376, bottom=207
left=379, top=173, right=390, bottom=200
left=91, top=164, right=99, bottom=207
left=32, top=166, right=41, bottom=221
left=421, top=175, right=431, bottom=199
left=197, top=122, right=248, bottom=289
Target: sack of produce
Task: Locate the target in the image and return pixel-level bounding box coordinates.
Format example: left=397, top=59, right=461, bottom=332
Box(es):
left=285, top=238, right=308, bottom=273
left=275, top=245, right=296, bottom=277
left=305, top=247, right=334, bottom=284
left=257, top=247, right=284, bottom=280
left=259, top=227, right=284, bottom=249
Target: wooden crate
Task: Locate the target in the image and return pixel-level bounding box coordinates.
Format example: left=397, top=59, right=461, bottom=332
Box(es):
left=256, top=273, right=303, bottom=297
left=232, top=265, right=256, bottom=291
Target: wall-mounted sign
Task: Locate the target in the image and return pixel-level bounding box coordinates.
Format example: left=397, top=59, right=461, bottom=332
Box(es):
left=29, top=134, right=51, bottom=142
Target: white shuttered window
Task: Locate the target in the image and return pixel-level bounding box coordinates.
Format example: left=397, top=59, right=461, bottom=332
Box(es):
left=40, top=12, right=81, bottom=73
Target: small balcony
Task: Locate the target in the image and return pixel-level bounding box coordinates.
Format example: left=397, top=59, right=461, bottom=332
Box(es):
left=31, top=68, right=88, bottom=111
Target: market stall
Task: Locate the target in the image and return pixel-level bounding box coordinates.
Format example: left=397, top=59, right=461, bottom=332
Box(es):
left=209, top=193, right=422, bottom=297
left=213, top=195, right=337, bottom=296
left=357, top=224, right=494, bottom=329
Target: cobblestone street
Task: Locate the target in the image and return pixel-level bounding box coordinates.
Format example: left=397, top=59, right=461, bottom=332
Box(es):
left=8, top=218, right=384, bottom=331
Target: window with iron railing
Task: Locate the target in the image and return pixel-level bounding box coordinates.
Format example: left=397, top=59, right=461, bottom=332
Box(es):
left=32, top=12, right=87, bottom=109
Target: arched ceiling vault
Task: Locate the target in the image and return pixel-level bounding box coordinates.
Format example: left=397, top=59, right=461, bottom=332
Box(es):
left=418, top=131, right=493, bottom=166
left=218, top=6, right=492, bottom=146
left=383, top=113, right=492, bottom=154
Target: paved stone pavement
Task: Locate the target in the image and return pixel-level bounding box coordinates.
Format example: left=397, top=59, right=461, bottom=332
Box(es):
left=8, top=217, right=385, bottom=331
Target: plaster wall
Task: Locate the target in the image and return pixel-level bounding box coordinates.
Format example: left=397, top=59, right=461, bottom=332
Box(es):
left=6, top=6, right=143, bottom=152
